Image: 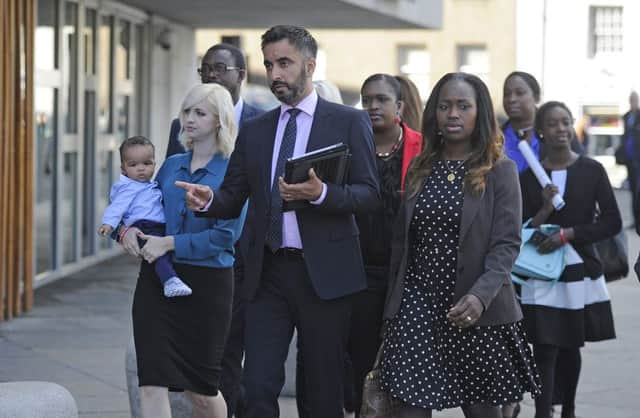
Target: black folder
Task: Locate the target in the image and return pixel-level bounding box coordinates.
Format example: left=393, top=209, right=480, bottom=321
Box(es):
left=282, top=143, right=351, bottom=211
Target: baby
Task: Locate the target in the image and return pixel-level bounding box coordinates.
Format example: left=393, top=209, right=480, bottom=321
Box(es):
left=98, top=136, right=192, bottom=297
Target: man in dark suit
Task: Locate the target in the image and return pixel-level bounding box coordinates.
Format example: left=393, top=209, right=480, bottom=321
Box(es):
left=177, top=25, right=379, bottom=418
left=166, top=43, right=263, bottom=418
left=622, top=91, right=640, bottom=233
left=166, top=43, right=262, bottom=157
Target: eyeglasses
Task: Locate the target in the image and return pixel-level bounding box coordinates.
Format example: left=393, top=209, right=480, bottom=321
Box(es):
left=197, top=62, right=241, bottom=76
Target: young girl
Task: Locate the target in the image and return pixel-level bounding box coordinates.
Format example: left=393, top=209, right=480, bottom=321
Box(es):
left=519, top=101, right=621, bottom=418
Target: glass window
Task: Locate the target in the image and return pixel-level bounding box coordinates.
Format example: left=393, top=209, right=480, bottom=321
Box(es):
left=84, top=9, right=97, bottom=75
left=117, top=20, right=131, bottom=81
left=62, top=152, right=78, bottom=264
left=590, top=6, right=624, bottom=57
left=63, top=1, right=78, bottom=133
left=117, top=95, right=130, bottom=140
left=457, top=45, right=489, bottom=83
left=97, top=150, right=114, bottom=250
left=35, top=86, right=58, bottom=274
left=35, top=0, right=58, bottom=70
left=135, top=24, right=146, bottom=134
left=98, top=15, right=113, bottom=133
left=82, top=91, right=96, bottom=257
left=398, top=45, right=431, bottom=101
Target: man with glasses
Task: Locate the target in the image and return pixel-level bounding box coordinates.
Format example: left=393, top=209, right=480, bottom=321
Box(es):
left=166, top=43, right=262, bottom=157
left=166, top=43, right=263, bottom=418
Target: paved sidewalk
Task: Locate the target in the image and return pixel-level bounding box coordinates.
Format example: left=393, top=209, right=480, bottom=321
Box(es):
left=1, top=191, right=639, bottom=418
left=0, top=256, right=135, bottom=417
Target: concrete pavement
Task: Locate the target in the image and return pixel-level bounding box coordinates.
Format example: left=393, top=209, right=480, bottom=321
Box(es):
left=1, top=191, right=639, bottom=418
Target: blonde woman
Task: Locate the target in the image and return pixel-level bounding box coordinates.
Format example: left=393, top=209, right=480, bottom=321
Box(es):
left=119, top=83, right=247, bottom=418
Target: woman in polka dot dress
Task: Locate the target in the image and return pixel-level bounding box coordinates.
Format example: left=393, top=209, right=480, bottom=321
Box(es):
left=380, top=72, right=540, bottom=418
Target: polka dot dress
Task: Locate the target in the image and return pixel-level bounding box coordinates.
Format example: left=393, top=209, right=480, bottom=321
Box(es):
left=379, top=161, right=540, bottom=410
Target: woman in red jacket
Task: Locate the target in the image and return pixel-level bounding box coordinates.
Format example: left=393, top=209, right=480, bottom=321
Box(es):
left=347, top=73, right=423, bottom=416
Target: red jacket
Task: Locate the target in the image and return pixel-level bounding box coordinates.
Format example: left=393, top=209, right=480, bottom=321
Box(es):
left=400, top=123, right=423, bottom=190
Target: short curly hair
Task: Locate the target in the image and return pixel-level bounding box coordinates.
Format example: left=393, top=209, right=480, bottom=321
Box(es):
left=203, top=43, right=246, bottom=69
left=119, top=136, right=154, bottom=162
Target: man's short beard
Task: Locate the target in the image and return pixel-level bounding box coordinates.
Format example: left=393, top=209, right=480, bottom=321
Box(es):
left=271, top=68, right=308, bottom=105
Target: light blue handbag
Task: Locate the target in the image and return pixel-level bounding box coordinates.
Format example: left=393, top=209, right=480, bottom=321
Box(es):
left=512, top=220, right=566, bottom=284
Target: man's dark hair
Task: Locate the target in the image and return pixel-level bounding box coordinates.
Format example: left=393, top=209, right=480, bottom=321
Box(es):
left=119, top=136, right=155, bottom=162
left=504, top=71, right=541, bottom=103
left=204, top=43, right=247, bottom=69
left=261, top=25, right=317, bottom=58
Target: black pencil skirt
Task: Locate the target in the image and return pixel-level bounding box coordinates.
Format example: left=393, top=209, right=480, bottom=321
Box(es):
left=132, top=261, right=233, bottom=396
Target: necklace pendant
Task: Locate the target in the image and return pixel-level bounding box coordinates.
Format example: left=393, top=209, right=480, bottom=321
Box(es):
left=447, top=173, right=456, bottom=183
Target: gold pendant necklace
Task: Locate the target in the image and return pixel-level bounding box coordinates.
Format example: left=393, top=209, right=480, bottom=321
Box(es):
left=444, top=159, right=467, bottom=183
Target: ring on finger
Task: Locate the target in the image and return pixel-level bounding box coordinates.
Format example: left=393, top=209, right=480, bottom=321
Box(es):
left=466, top=315, right=473, bottom=322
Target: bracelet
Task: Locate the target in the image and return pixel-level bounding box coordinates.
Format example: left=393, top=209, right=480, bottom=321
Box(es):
left=119, top=226, right=131, bottom=244
left=559, top=228, right=569, bottom=245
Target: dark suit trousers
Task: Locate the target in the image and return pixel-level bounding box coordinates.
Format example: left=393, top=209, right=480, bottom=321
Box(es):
left=346, top=282, right=386, bottom=415
left=297, top=267, right=387, bottom=417
left=243, top=250, right=351, bottom=418
left=627, top=162, right=640, bottom=228
left=219, top=253, right=246, bottom=418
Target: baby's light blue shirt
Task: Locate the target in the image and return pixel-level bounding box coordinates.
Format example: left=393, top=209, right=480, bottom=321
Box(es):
left=102, top=174, right=165, bottom=228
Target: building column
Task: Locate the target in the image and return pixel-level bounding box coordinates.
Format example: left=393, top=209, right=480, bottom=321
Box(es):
left=0, top=0, right=35, bottom=320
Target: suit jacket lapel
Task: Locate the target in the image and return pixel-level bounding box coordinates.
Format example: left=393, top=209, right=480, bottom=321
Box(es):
left=306, top=98, right=333, bottom=152
left=240, top=105, right=250, bottom=124
left=459, top=187, right=483, bottom=244
left=240, top=103, right=258, bottom=123
left=261, top=109, right=281, bottom=199
left=403, top=183, right=422, bottom=238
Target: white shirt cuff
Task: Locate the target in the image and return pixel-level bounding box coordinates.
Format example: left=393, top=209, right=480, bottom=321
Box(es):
left=309, top=183, right=327, bottom=205
left=198, top=191, right=214, bottom=212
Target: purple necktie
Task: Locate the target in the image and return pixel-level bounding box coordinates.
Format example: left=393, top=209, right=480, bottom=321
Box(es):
left=266, top=108, right=301, bottom=252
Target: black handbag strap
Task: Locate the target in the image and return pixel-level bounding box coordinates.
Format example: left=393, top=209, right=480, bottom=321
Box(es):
left=372, top=322, right=391, bottom=369
left=372, top=342, right=384, bottom=370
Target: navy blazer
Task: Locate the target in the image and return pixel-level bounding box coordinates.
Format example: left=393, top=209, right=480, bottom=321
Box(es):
left=199, top=97, right=380, bottom=301
left=166, top=101, right=263, bottom=158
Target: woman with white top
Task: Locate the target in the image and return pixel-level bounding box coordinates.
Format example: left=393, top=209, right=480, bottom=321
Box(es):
left=518, top=101, right=621, bottom=418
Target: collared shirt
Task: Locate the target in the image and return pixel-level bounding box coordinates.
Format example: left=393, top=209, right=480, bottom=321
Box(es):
left=102, top=174, right=165, bottom=228
left=234, top=97, right=244, bottom=127
left=504, top=122, right=540, bottom=173
left=270, top=90, right=324, bottom=249
left=157, top=152, right=247, bottom=269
